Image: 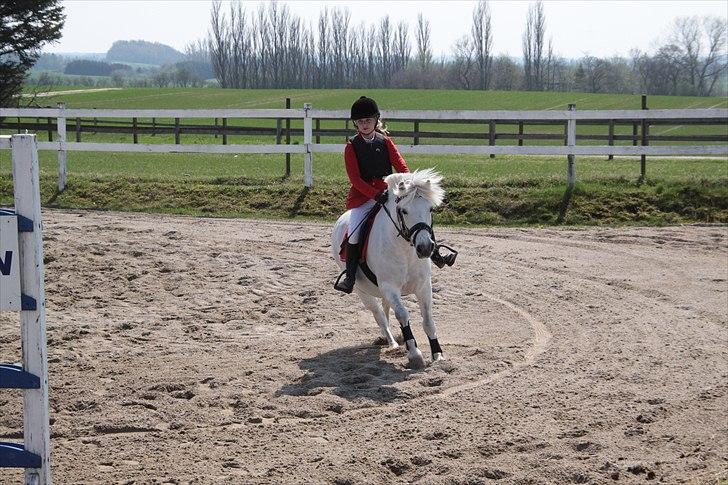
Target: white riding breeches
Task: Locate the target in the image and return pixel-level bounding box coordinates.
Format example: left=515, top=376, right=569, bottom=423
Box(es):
left=347, top=199, right=376, bottom=244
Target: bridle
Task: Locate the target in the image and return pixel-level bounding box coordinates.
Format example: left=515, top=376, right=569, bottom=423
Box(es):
left=383, top=194, right=434, bottom=247
left=379, top=193, right=458, bottom=267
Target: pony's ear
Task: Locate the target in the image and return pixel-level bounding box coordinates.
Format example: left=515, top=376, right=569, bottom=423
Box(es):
left=385, top=173, right=405, bottom=189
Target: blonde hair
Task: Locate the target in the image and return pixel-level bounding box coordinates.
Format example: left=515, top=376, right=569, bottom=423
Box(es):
left=375, top=118, right=390, bottom=136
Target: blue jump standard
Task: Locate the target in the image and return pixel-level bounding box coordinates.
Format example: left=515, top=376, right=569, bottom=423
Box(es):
left=0, top=364, right=40, bottom=389
left=0, top=209, right=34, bottom=232
left=0, top=443, right=42, bottom=468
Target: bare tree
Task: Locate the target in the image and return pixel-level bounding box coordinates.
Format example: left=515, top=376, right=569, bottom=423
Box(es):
left=632, top=47, right=680, bottom=95
left=184, top=39, right=209, bottom=63
left=471, top=0, right=493, bottom=90
left=347, top=22, right=364, bottom=86
left=575, top=55, right=609, bottom=93
left=544, top=37, right=554, bottom=90
left=377, top=16, right=393, bottom=86
left=366, top=24, right=377, bottom=87
left=672, top=16, right=727, bottom=96
left=491, top=54, right=522, bottom=90
left=331, top=8, right=351, bottom=87
left=393, top=21, right=411, bottom=75
left=208, top=1, right=229, bottom=87
left=268, top=1, right=290, bottom=87
left=452, top=36, right=475, bottom=89
left=317, top=7, right=330, bottom=88
left=522, top=0, right=545, bottom=90
left=416, top=13, right=433, bottom=73
left=229, top=2, right=252, bottom=88
left=701, top=17, right=728, bottom=95
left=286, top=16, right=303, bottom=87
left=253, top=5, right=271, bottom=87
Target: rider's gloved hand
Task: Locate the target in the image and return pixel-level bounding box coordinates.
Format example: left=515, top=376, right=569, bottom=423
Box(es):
left=375, top=191, right=388, bottom=204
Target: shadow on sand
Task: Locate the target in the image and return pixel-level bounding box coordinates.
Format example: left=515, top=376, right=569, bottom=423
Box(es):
left=276, top=344, right=412, bottom=403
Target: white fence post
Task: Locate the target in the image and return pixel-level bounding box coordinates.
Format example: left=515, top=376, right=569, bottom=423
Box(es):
left=303, top=103, right=313, bottom=188
left=567, top=104, right=576, bottom=190
left=11, top=134, right=52, bottom=485
left=56, top=102, right=67, bottom=192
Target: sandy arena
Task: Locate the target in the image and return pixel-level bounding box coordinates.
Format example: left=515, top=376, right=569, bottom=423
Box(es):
left=1, top=210, right=726, bottom=484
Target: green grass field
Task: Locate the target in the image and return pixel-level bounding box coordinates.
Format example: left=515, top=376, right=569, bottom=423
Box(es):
left=21, top=87, right=727, bottom=110
left=2, top=87, right=726, bottom=225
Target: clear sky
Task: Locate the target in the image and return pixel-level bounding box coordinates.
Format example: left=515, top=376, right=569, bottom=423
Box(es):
left=45, top=0, right=728, bottom=59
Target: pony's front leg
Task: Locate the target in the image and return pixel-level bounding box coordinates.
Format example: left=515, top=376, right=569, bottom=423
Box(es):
left=416, top=284, right=444, bottom=362
left=358, top=293, right=398, bottom=349
left=380, top=284, right=425, bottom=369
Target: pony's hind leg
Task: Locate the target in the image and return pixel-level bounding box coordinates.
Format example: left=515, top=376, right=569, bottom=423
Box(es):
left=358, top=293, right=398, bottom=349
left=380, top=285, right=426, bottom=369
left=416, top=285, right=444, bottom=362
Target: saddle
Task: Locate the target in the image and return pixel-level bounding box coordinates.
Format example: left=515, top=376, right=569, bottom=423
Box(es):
left=339, top=204, right=381, bottom=286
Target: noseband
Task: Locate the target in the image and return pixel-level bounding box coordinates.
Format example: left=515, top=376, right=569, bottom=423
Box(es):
left=396, top=205, right=435, bottom=247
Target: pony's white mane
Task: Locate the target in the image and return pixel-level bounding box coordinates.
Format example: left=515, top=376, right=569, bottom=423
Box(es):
left=385, top=169, right=445, bottom=207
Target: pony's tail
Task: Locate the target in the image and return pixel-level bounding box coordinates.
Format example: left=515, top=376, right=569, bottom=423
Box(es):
left=375, top=118, right=390, bottom=136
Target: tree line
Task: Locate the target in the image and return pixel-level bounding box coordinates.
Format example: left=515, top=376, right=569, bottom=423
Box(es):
left=205, top=0, right=727, bottom=96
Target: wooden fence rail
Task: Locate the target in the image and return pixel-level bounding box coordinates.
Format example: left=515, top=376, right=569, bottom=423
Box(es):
left=1, top=105, right=726, bottom=190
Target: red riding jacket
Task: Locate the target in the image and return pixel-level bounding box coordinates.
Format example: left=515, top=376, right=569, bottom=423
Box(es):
left=344, top=133, right=410, bottom=209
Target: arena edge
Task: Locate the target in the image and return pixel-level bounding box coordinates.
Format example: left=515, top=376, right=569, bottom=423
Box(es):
left=0, top=174, right=725, bottom=226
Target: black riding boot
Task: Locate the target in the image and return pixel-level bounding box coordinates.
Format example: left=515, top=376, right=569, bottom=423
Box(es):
left=431, top=249, right=457, bottom=268
left=334, top=242, right=360, bottom=293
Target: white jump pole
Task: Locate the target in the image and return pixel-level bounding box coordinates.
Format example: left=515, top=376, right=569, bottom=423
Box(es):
left=2, top=134, right=52, bottom=484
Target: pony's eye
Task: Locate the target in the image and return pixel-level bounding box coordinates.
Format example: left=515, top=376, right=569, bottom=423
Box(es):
left=401, top=209, right=408, bottom=215
left=429, top=207, right=434, bottom=212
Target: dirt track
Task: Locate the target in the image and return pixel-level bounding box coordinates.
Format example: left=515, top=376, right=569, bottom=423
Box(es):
left=1, top=210, right=726, bottom=484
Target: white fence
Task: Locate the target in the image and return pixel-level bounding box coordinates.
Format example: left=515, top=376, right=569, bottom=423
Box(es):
left=1, top=106, right=727, bottom=190
left=0, top=134, right=52, bottom=484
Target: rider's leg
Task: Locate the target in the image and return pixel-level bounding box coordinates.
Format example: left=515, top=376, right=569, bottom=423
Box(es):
left=334, top=201, right=374, bottom=294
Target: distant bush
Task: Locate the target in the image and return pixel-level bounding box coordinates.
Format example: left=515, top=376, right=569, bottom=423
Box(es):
left=64, top=59, right=114, bottom=76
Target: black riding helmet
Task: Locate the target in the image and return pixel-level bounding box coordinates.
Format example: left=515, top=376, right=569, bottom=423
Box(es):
left=351, top=96, right=379, bottom=120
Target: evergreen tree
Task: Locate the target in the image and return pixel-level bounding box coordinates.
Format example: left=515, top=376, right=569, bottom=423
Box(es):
left=0, top=0, right=65, bottom=106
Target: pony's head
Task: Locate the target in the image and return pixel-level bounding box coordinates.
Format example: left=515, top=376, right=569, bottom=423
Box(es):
left=384, top=169, right=445, bottom=259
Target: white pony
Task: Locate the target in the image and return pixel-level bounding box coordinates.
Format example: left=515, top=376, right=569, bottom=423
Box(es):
left=331, top=169, right=446, bottom=368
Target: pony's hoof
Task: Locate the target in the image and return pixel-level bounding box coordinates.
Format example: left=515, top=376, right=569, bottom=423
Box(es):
left=373, top=336, right=388, bottom=346
left=388, top=341, right=400, bottom=350
left=432, top=352, right=445, bottom=362
left=407, top=350, right=426, bottom=369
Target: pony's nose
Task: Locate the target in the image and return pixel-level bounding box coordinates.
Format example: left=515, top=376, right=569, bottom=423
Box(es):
left=416, top=240, right=435, bottom=258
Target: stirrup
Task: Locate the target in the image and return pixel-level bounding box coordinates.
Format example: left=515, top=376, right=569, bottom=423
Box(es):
left=334, top=270, right=355, bottom=294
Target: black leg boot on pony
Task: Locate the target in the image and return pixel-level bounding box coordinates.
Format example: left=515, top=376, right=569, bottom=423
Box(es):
left=334, top=242, right=360, bottom=294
